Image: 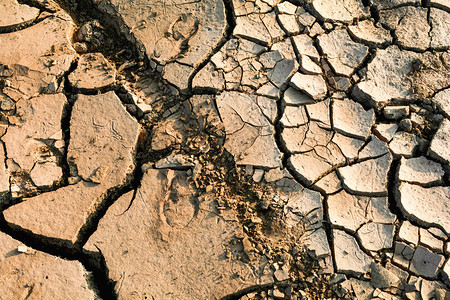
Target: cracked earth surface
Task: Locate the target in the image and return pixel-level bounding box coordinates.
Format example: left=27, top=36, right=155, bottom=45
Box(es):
left=0, top=0, right=449, bottom=299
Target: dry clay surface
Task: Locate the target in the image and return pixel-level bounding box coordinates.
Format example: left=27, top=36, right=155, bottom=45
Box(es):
left=0, top=0, right=450, bottom=299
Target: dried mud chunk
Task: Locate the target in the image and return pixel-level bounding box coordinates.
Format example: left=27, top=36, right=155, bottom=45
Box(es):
left=0, top=0, right=40, bottom=27
left=311, top=0, right=369, bottom=23
left=430, top=9, right=450, bottom=49
left=432, top=88, right=450, bottom=118
left=68, top=53, right=116, bottom=89
left=380, top=7, right=430, bottom=51
left=216, top=91, right=281, bottom=168
left=0, top=231, right=95, bottom=299
left=352, top=46, right=450, bottom=108
left=327, top=190, right=395, bottom=232
left=3, top=182, right=112, bottom=242
left=0, top=15, right=77, bottom=98
left=333, top=229, right=372, bottom=275
left=348, top=20, right=392, bottom=47
left=84, top=168, right=267, bottom=299
left=396, top=182, right=450, bottom=234
left=397, top=156, right=444, bottom=186
left=409, top=246, right=445, bottom=278
left=68, top=92, right=140, bottom=188
left=332, top=98, right=374, bottom=140
left=2, top=94, right=66, bottom=188
left=4, top=92, right=140, bottom=241
left=317, top=29, right=369, bottom=77
left=357, top=223, right=395, bottom=251
left=428, top=118, right=450, bottom=163
left=290, top=73, right=327, bottom=100
left=338, top=153, right=392, bottom=196
left=94, top=0, right=225, bottom=88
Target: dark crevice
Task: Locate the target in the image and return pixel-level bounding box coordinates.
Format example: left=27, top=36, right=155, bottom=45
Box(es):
left=60, top=59, right=78, bottom=185
left=0, top=214, right=117, bottom=299
left=221, top=283, right=275, bottom=300
left=18, top=0, right=57, bottom=13
left=0, top=14, right=50, bottom=34
left=187, top=0, right=237, bottom=92
left=387, top=158, right=404, bottom=220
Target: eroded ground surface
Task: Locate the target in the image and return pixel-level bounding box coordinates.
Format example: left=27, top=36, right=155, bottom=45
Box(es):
left=0, top=0, right=449, bottom=299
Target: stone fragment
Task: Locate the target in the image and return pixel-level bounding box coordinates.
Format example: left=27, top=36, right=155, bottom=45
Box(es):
left=389, top=132, right=422, bottom=158
left=409, top=246, right=444, bottom=278
left=338, top=153, right=392, bottom=196
left=311, top=0, right=369, bottom=23
left=283, top=87, right=315, bottom=106
left=216, top=92, right=281, bottom=168
left=370, top=263, right=401, bottom=289
left=0, top=0, right=40, bottom=27
left=290, top=72, right=327, bottom=100
left=4, top=182, right=111, bottom=241
left=348, top=20, right=392, bottom=47
left=398, top=220, right=419, bottom=245
left=327, top=191, right=395, bottom=232
left=69, top=53, right=116, bottom=89
left=85, top=168, right=269, bottom=298
left=383, top=106, right=410, bottom=120
left=332, top=98, right=374, bottom=139
left=297, top=8, right=316, bottom=27
left=163, top=63, right=192, bottom=90
left=396, top=182, right=450, bottom=234
left=0, top=232, right=94, bottom=298
left=0, top=14, right=77, bottom=98
left=374, top=123, right=398, bottom=143
left=2, top=94, right=66, bottom=186
left=317, top=29, right=369, bottom=77
left=398, top=156, right=444, bottom=186
left=333, top=229, right=372, bottom=275
left=429, top=8, right=450, bottom=49
left=380, top=7, right=430, bottom=51
left=154, top=153, right=194, bottom=169
left=357, top=223, right=395, bottom=251
left=428, top=118, right=450, bottom=163
left=29, top=162, right=63, bottom=187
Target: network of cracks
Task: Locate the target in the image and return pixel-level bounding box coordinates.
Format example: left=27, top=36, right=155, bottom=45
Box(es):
left=0, top=0, right=449, bottom=299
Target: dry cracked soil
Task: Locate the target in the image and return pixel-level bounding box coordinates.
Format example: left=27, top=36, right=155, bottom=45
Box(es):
left=0, top=0, right=450, bottom=299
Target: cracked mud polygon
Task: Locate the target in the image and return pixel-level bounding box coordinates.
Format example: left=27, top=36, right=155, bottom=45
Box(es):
left=0, top=0, right=450, bottom=299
